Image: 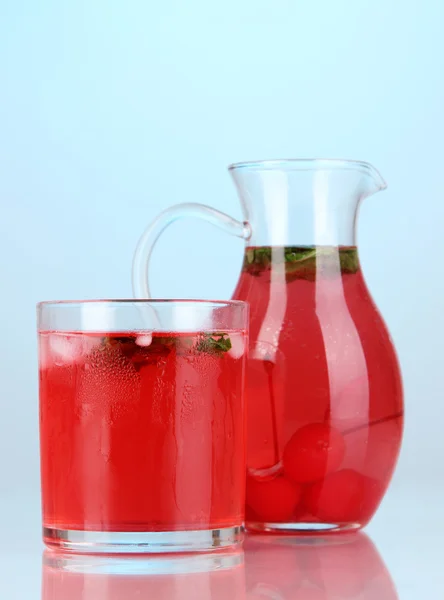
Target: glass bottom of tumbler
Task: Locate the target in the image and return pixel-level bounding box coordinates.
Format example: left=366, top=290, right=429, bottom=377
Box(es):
left=246, top=521, right=362, bottom=535
left=43, top=525, right=244, bottom=554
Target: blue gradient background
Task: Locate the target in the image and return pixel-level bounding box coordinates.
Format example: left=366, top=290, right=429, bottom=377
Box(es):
left=0, top=1, right=442, bottom=513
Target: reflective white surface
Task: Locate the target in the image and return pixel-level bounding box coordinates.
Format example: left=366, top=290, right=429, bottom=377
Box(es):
left=0, top=484, right=439, bottom=599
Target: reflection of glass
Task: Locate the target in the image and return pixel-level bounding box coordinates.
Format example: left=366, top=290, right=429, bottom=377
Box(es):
left=134, top=160, right=403, bottom=533
left=38, top=300, right=248, bottom=553
left=245, top=533, right=398, bottom=599
left=42, top=550, right=246, bottom=600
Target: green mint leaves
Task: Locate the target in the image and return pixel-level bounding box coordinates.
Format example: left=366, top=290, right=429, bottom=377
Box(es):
left=196, top=333, right=232, bottom=355
left=243, top=246, right=359, bottom=281
left=101, top=332, right=232, bottom=366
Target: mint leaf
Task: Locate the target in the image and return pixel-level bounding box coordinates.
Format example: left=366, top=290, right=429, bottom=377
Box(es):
left=284, top=248, right=316, bottom=263
left=101, top=333, right=233, bottom=363
left=339, top=248, right=359, bottom=273
left=196, top=333, right=232, bottom=355
left=243, top=246, right=359, bottom=280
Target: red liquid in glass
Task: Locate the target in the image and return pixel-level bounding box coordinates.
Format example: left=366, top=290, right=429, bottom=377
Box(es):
left=39, top=331, right=246, bottom=533
left=233, top=246, right=403, bottom=530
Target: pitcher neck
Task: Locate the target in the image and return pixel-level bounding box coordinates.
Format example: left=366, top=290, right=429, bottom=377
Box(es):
left=229, top=159, right=386, bottom=247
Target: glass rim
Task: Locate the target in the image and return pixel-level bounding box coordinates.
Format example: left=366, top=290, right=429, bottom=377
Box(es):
left=228, top=157, right=383, bottom=174
left=228, top=157, right=376, bottom=170
left=37, top=299, right=247, bottom=309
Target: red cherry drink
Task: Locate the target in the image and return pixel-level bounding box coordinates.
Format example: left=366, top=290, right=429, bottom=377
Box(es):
left=234, top=246, right=403, bottom=532
left=39, top=330, right=246, bottom=536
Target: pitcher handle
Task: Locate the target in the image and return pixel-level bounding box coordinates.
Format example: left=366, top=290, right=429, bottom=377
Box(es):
left=132, top=202, right=251, bottom=298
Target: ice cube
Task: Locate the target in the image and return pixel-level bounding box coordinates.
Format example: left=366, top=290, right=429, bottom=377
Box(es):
left=49, top=334, right=102, bottom=366
left=228, top=332, right=246, bottom=359
left=136, top=333, right=153, bottom=347
left=38, top=335, right=50, bottom=370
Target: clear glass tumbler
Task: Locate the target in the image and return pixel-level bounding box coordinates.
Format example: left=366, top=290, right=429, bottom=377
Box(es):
left=38, top=299, right=248, bottom=553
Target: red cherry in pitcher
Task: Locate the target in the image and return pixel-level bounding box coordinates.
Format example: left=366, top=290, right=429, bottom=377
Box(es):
left=246, top=475, right=302, bottom=522
left=283, top=423, right=346, bottom=483
left=304, top=469, right=366, bottom=523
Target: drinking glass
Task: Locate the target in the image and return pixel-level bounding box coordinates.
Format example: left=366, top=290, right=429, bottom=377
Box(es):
left=38, top=299, right=248, bottom=553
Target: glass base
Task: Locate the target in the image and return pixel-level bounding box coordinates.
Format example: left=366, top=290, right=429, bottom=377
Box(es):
left=43, top=525, right=244, bottom=554
left=246, top=521, right=362, bottom=535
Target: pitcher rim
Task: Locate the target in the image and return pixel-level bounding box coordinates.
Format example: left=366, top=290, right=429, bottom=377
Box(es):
left=228, top=157, right=385, bottom=182
left=228, top=158, right=375, bottom=171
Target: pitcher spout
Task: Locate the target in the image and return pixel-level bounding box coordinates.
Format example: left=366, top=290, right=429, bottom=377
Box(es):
left=359, top=161, right=387, bottom=198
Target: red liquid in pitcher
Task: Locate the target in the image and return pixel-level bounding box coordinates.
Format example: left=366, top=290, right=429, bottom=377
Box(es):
left=39, top=330, right=246, bottom=534
left=234, top=246, right=403, bottom=530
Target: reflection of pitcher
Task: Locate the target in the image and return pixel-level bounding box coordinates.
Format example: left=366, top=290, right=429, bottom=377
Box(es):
left=245, top=533, right=399, bottom=599
left=133, top=159, right=403, bottom=533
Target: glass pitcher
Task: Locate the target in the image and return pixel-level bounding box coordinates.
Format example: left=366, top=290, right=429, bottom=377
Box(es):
left=133, top=159, right=403, bottom=534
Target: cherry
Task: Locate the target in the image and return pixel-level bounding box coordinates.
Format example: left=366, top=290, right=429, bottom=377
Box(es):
left=283, top=423, right=346, bottom=483
left=358, top=475, right=384, bottom=524
left=304, top=469, right=366, bottom=523
left=246, top=475, right=302, bottom=522
left=245, top=503, right=261, bottom=523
